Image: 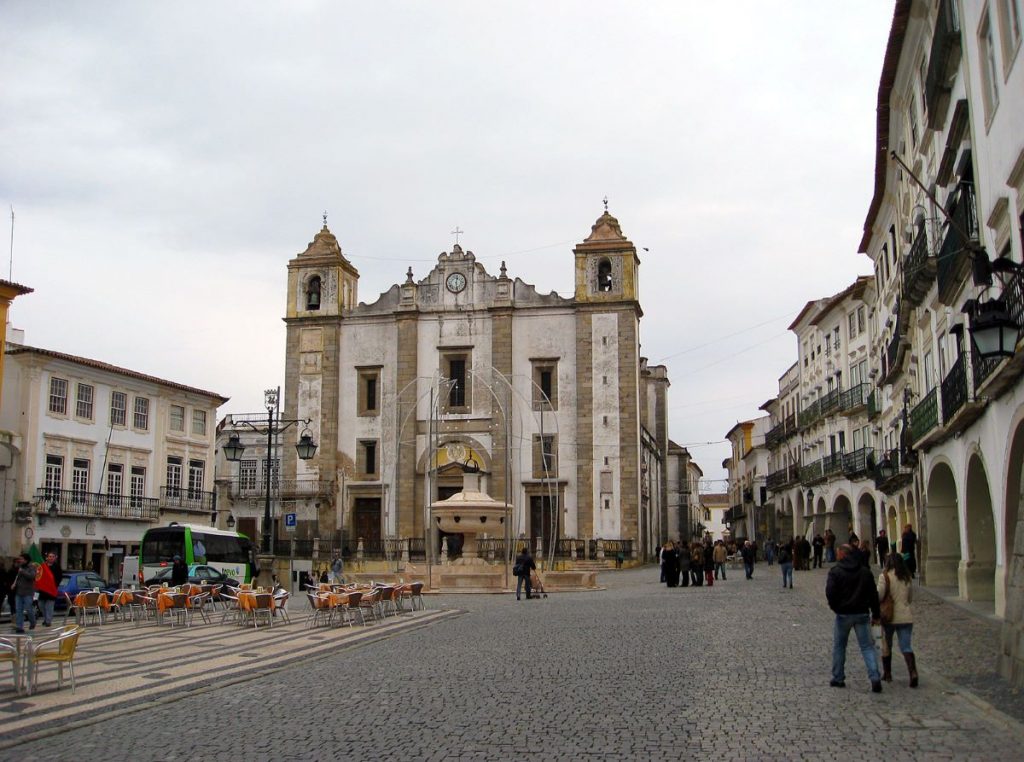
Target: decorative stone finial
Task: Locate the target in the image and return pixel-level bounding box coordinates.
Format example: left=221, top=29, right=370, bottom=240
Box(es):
left=500, top=261, right=507, bottom=278
left=405, top=266, right=414, bottom=284
left=603, top=195, right=609, bottom=212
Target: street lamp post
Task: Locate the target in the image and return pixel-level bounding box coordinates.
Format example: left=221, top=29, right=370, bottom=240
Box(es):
left=223, top=388, right=318, bottom=581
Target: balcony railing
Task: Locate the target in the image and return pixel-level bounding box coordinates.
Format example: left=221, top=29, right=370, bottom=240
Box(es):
left=799, top=399, right=821, bottom=430
left=34, top=488, right=160, bottom=521
left=822, top=453, right=844, bottom=478
left=924, top=0, right=961, bottom=129
left=799, top=460, right=824, bottom=484
left=839, top=383, right=868, bottom=412
left=937, top=183, right=978, bottom=304
left=940, top=354, right=968, bottom=422
left=765, top=422, right=787, bottom=449
left=910, top=387, right=940, bottom=442
left=766, top=468, right=788, bottom=491
left=820, top=388, right=841, bottom=417
left=842, top=447, right=874, bottom=478
left=160, top=486, right=215, bottom=513
left=783, top=413, right=797, bottom=434
left=1007, top=265, right=1024, bottom=335
left=903, top=223, right=937, bottom=306
left=230, top=479, right=335, bottom=499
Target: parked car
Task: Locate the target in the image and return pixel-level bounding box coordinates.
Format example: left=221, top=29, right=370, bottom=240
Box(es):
left=54, top=571, right=118, bottom=610
left=143, top=564, right=236, bottom=587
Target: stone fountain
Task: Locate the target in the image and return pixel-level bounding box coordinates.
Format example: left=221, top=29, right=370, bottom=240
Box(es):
left=430, top=460, right=509, bottom=566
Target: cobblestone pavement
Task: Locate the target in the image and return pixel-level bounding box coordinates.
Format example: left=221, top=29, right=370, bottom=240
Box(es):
left=7, top=565, right=1024, bottom=761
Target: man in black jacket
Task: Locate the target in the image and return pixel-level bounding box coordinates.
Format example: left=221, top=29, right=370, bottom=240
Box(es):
left=514, top=547, right=537, bottom=601
left=825, top=544, right=882, bottom=692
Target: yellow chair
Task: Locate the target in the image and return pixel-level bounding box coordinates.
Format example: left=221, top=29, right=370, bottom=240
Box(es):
left=27, top=625, right=82, bottom=695
left=0, top=636, right=20, bottom=691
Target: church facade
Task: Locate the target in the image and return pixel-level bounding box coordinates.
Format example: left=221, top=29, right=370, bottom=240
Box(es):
left=277, top=209, right=672, bottom=560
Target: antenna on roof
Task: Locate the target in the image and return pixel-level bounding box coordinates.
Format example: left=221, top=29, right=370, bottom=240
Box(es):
left=8, top=205, right=13, bottom=281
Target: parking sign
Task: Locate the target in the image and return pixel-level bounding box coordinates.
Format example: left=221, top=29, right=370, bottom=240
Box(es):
left=284, top=512, right=297, bottom=531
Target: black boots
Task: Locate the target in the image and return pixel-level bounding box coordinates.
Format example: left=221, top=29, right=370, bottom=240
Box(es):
left=882, top=655, right=892, bottom=682
left=904, top=652, right=918, bottom=687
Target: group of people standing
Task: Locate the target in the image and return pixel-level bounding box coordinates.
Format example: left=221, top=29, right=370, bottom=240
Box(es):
left=3, top=550, right=63, bottom=634
left=658, top=539, right=757, bottom=587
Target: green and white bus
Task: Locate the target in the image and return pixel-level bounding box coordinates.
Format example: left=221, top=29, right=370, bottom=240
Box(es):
left=140, top=523, right=255, bottom=584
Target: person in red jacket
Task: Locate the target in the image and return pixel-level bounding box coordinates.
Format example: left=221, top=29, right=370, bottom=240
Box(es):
left=36, top=551, right=62, bottom=626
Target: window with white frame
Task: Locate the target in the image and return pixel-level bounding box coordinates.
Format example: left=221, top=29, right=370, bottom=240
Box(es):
left=188, top=459, right=205, bottom=496
left=130, top=466, right=146, bottom=507
left=75, top=383, right=94, bottom=420
left=980, top=8, right=1001, bottom=120
left=45, top=454, right=64, bottom=494
left=110, top=391, right=127, bottom=426
left=49, top=377, right=68, bottom=415
left=169, top=405, right=185, bottom=432
left=72, top=458, right=89, bottom=502
left=261, top=458, right=280, bottom=489
left=998, top=0, right=1022, bottom=75
left=134, top=396, right=150, bottom=430
left=239, top=459, right=258, bottom=490
left=107, top=463, right=123, bottom=499
left=166, top=456, right=182, bottom=495
left=192, top=409, right=207, bottom=436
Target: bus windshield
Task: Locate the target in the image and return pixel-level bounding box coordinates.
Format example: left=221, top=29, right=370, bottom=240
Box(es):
left=141, top=527, right=185, bottom=565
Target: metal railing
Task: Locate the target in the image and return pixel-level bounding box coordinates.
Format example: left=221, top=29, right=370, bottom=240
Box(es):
left=820, top=388, right=841, bottom=417
left=230, top=479, right=335, bottom=499
left=910, top=387, right=940, bottom=442
left=822, top=453, right=844, bottom=477
left=799, top=460, right=824, bottom=484
left=972, top=345, right=1002, bottom=390
left=867, top=390, right=880, bottom=419
left=842, top=447, right=874, bottom=478
left=940, top=354, right=968, bottom=422
left=159, top=486, right=215, bottom=513
left=799, top=399, right=821, bottom=430
left=839, top=383, right=868, bottom=412
left=903, top=223, right=936, bottom=306
left=34, top=488, right=160, bottom=521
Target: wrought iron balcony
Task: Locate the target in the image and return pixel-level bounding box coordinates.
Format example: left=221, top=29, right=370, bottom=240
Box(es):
left=902, top=224, right=937, bottom=306
left=924, top=0, right=962, bottom=130
left=842, top=447, right=874, bottom=478
left=820, top=388, right=841, bottom=417
left=766, top=468, right=789, bottom=491
left=839, top=383, right=868, bottom=413
left=798, top=400, right=821, bottom=430
left=230, top=479, right=335, bottom=499
left=940, top=354, right=968, bottom=422
left=867, top=390, right=880, bottom=420
left=872, top=448, right=916, bottom=493
left=33, top=488, right=160, bottom=522
left=937, top=183, right=978, bottom=305
left=783, top=413, right=797, bottom=434
left=800, top=459, right=825, bottom=485
left=910, top=387, right=940, bottom=443
left=160, top=486, right=215, bottom=513
left=822, top=453, right=844, bottom=478
left=765, top=422, right=787, bottom=449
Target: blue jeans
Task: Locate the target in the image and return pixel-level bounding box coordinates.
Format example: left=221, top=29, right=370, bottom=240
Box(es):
left=516, top=575, right=532, bottom=599
left=744, top=561, right=754, bottom=579
left=765, top=548, right=775, bottom=566
left=781, top=562, right=793, bottom=587
left=715, top=562, right=726, bottom=580
left=826, top=547, right=836, bottom=563
left=15, top=594, right=36, bottom=631
left=882, top=623, right=914, bottom=655
left=832, top=613, right=880, bottom=684
left=41, top=597, right=56, bottom=625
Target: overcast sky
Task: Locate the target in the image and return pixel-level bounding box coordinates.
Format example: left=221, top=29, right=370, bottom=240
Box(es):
left=1, top=1, right=894, bottom=488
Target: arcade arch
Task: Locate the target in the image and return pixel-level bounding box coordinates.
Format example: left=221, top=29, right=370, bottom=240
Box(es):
left=925, top=462, right=961, bottom=587
left=963, top=454, right=995, bottom=602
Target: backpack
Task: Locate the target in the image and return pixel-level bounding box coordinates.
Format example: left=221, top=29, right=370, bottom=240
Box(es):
left=512, top=563, right=523, bottom=577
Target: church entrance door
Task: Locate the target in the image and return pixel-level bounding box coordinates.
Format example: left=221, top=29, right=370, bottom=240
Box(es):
left=353, top=498, right=382, bottom=552
left=529, top=495, right=559, bottom=553
left=437, top=486, right=463, bottom=559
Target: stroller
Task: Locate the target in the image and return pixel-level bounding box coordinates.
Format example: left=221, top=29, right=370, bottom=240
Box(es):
left=529, top=570, right=549, bottom=598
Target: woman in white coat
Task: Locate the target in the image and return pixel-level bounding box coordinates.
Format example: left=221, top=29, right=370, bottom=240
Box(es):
left=877, top=552, right=918, bottom=687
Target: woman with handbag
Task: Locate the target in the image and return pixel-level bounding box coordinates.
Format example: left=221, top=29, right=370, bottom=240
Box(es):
left=877, top=552, right=917, bottom=687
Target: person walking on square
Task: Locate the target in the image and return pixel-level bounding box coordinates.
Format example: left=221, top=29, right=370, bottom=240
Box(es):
left=763, top=538, right=775, bottom=566
left=740, top=540, right=756, bottom=580
left=1, top=559, right=15, bottom=618
left=11, top=553, right=38, bottom=634
left=826, top=543, right=883, bottom=692
left=690, top=543, right=704, bottom=587
left=777, top=540, right=794, bottom=589
left=876, top=529, right=889, bottom=567
left=678, top=543, right=691, bottom=587
left=713, top=540, right=728, bottom=581
left=703, top=540, right=716, bottom=587
left=171, top=555, right=188, bottom=586
left=812, top=534, right=825, bottom=569
left=37, top=551, right=62, bottom=626
left=799, top=536, right=812, bottom=571
left=901, top=524, right=918, bottom=578
left=514, top=546, right=536, bottom=600
left=331, top=554, right=344, bottom=585
left=661, top=541, right=680, bottom=588
left=877, top=552, right=918, bottom=687
left=824, top=529, right=837, bottom=563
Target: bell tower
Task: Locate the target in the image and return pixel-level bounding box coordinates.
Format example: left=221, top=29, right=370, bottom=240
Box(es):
left=573, top=205, right=643, bottom=550
left=283, top=218, right=359, bottom=539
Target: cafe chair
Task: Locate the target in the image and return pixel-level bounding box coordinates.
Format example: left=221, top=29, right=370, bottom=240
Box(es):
left=80, top=591, right=105, bottom=626
left=220, top=590, right=241, bottom=625
left=187, top=592, right=212, bottom=626
left=62, top=591, right=82, bottom=626
left=252, top=593, right=274, bottom=628
left=27, top=625, right=82, bottom=696
left=0, top=637, right=19, bottom=691
left=409, top=582, right=426, bottom=611
left=273, top=591, right=292, bottom=624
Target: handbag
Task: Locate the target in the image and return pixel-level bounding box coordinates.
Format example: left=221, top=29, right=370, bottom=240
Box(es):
left=879, top=572, right=895, bottom=624
left=512, top=563, right=523, bottom=577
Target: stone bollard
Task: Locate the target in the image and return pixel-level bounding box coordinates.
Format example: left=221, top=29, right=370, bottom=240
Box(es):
left=535, top=535, right=543, bottom=558
left=401, top=540, right=410, bottom=566
left=357, top=538, right=365, bottom=565
left=441, top=536, right=449, bottom=563
left=570, top=540, right=577, bottom=562
left=631, top=540, right=638, bottom=560
left=597, top=539, right=605, bottom=560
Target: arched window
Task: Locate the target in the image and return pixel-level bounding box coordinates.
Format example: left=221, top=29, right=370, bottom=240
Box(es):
left=596, top=258, right=613, bottom=292
left=306, top=276, right=322, bottom=310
